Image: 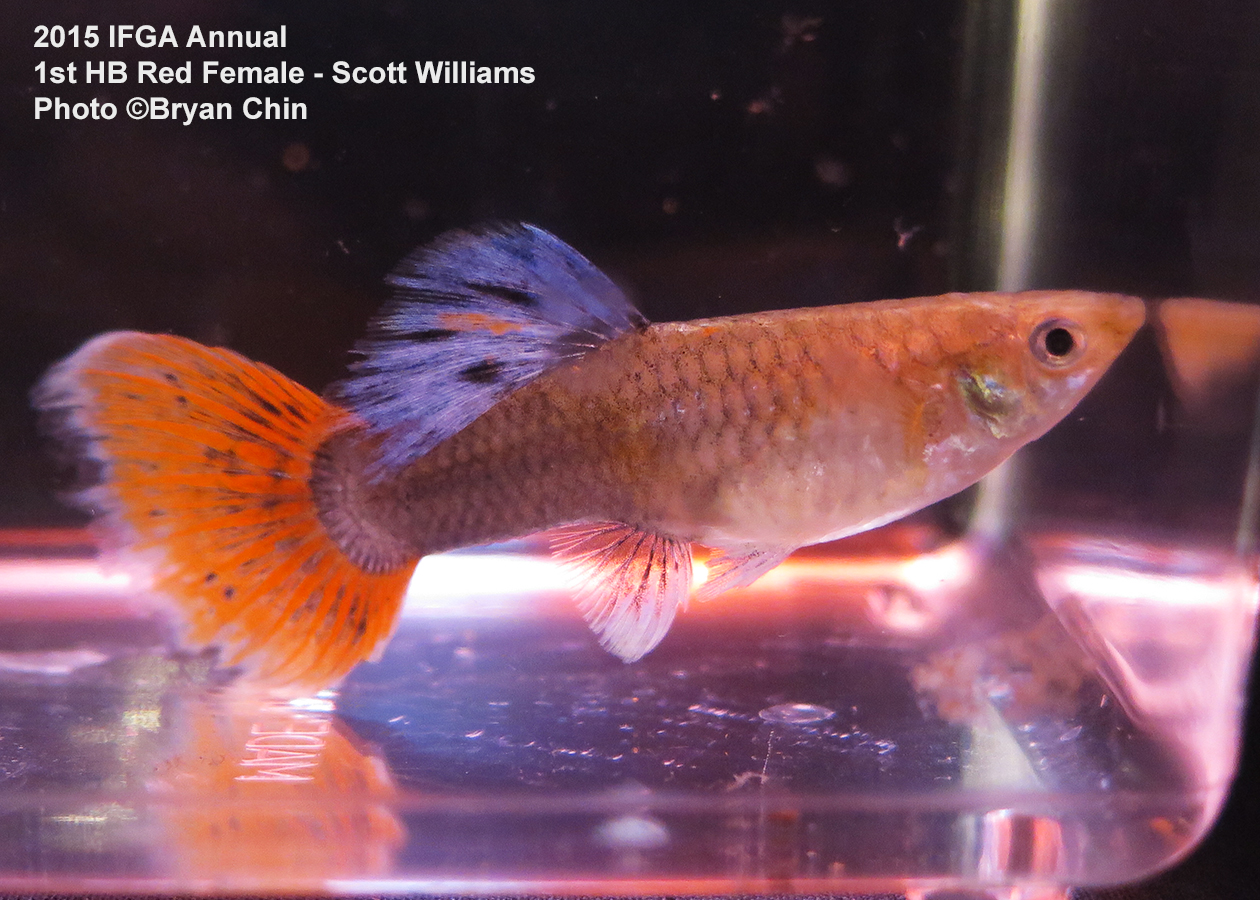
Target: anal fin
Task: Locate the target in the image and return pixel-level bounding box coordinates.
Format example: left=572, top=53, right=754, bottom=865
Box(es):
left=550, top=522, right=692, bottom=662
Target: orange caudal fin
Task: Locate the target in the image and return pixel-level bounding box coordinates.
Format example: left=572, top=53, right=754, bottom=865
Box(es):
left=32, top=332, right=418, bottom=690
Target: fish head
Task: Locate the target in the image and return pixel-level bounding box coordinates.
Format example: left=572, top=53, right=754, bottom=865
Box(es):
left=947, top=291, right=1146, bottom=447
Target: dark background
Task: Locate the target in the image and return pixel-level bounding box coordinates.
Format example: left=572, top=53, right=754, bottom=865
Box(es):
left=3, top=1, right=1260, bottom=895
left=2, top=0, right=963, bottom=526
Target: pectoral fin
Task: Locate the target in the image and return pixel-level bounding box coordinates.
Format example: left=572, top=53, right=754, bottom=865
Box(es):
left=550, top=522, right=692, bottom=662
left=696, top=546, right=794, bottom=601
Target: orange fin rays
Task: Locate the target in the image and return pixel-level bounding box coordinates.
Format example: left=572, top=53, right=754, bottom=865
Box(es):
left=32, top=332, right=417, bottom=690
left=550, top=522, right=692, bottom=662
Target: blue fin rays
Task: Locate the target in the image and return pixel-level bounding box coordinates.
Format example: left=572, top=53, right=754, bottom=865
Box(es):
left=337, top=224, right=646, bottom=472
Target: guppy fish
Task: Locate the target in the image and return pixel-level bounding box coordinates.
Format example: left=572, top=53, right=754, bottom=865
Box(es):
left=33, top=225, right=1145, bottom=689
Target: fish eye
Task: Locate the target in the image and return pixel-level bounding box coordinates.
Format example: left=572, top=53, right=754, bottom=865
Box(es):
left=1030, top=318, right=1084, bottom=367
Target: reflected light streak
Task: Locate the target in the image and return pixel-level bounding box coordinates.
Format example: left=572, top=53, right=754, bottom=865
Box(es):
left=1, top=542, right=976, bottom=619
left=752, top=541, right=974, bottom=596
left=899, top=543, right=975, bottom=594
left=403, top=553, right=568, bottom=616
left=0, top=560, right=132, bottom=597
left=1046, top=564, right=1248, bottom=608
left=406, top=542, right=975, bottom=618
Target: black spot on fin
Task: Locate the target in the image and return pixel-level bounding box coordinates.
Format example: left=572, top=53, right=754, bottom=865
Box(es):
left=337, top=223, right=647, bottom=472
left=466, top=282, right=538, bottom=307
left=460, top=359, right=504, bottom=384
left=397, top=328, right=458, bottom=343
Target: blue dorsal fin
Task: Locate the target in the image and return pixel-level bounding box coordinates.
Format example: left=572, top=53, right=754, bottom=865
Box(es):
left=337, top=223, right=646, bottom=471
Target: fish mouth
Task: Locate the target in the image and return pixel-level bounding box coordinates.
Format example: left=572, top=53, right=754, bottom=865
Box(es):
left=1051, top=293, right=1146, bottom=363
left=1102, top=294, right=1148, bottom=346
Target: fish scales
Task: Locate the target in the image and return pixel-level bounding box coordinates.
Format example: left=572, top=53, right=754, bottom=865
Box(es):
left=314, top=315, right=829, bottom=560
left=316, top=293, right=1120, bottom=567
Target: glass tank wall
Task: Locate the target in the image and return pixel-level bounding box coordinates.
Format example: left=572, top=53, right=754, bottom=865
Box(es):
left=2, top=1, right=1259, bottom=896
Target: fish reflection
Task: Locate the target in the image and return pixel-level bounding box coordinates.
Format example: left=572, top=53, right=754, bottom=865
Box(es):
left=147, top=685, right=403, bottom=882
left=152, top=688, right=404, bottom=885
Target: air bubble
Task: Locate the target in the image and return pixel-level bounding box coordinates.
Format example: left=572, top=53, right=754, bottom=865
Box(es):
left=595, top=814, right=670, bottom=849
left=758, top=702, right=835, bottom=724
